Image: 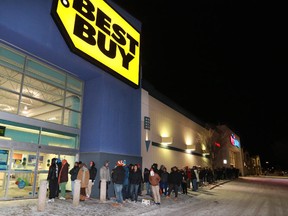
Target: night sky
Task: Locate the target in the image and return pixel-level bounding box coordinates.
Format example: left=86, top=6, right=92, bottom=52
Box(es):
left=112, top=1, right=288, bottom=170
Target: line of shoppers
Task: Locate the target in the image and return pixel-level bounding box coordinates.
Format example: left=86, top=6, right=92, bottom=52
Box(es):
left=47, top=159, right=100, bottom=202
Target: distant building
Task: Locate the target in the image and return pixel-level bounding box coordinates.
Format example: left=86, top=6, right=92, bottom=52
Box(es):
left=243, top=150, right=262, bottom=176
left=211, top=125, right=244, bottom=176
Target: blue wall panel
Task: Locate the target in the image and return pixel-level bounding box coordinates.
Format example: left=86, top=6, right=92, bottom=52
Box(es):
left=0, top=0, right=142, bottom=157
left=80, top=74, right=141, bottom=156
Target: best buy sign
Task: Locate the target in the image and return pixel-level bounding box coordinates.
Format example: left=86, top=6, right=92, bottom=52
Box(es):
left=51, top=0, right=140, bottom=88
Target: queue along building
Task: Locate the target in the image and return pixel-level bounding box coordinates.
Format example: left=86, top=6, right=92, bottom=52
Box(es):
left=0, top=0, right=244, bottom=200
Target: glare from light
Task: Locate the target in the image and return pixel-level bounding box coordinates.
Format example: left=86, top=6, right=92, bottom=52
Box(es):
left=161, top=137, right=173, bottom=145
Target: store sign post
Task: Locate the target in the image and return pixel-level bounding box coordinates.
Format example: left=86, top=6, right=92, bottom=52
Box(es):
left=51, top=0, right=140, bottom=88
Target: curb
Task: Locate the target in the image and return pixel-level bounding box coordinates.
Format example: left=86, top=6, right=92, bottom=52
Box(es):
left=209, top=180, right=231, bottom=190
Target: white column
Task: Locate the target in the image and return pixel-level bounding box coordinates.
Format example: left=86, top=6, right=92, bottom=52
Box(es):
left=86, top=179, right=92, bottom=198
left=100, top=180, right=107, bottom=202
left=73, top=179, right=81, bottom=207
left=37, top=180, right=47, bottom=212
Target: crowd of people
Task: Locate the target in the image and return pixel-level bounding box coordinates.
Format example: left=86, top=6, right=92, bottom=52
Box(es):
left=46, top=158, right=240, bottom=206
left=47, top=159, right=98, bottom=202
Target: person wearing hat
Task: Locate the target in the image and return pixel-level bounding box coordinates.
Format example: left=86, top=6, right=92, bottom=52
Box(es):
left=99, top=160, right=111, bottom=200
left=47, top=158, right=59, bottom=202
left=122, top=161, right=130, bottom=201
left=111, top=160, right=126, bottom=204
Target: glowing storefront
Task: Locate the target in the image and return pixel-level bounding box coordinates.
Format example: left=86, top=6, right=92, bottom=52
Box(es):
left=141, top=86, right=213, bottom=171
left=0, top=0, right=141, bottom=200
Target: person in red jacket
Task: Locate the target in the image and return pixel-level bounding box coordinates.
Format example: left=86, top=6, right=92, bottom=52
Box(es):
left=58, top=159, right=69, bottom=200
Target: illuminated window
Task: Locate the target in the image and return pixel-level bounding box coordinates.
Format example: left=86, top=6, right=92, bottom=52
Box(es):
left=229, top=151, right=236, bottom=167
left=0, top=43, right=83, bottom=128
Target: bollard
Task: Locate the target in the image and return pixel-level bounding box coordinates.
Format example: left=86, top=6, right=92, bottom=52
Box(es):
left=100, top=179, right=106, bottom=202
left=73, top=179, right=81, bottom=207
left=87, top=179, right=92, bottom=198
left=37, top=180, right=47, bottom=211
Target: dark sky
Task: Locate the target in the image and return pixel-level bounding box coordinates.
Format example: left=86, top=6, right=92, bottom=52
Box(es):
left=112, top=1, right=288, bottom=170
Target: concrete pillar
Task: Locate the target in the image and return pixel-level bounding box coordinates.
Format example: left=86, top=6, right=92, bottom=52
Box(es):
left=73, top=179, right=81, bottom=207
left=100, top=179, right=106, bottom=202
left=37, top=180, right=47, bottom=212
left=86, top=179, right=92, bottom=198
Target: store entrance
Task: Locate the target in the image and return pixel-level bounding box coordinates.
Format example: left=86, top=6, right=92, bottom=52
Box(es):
left=0, top=148, right=76, bottom=200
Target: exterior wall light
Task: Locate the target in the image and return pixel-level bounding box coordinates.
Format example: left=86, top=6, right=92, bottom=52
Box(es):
left=161, top=137, right=173, bottom=145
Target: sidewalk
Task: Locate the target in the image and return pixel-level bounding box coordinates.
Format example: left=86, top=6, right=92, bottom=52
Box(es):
left=0, top=179, right=229, bottom=205
left=186, top=179, right=231, bottom=196
left=0, top=180, right=231, bottom=216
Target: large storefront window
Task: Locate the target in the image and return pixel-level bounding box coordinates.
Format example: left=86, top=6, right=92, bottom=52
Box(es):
left=0, top=42, right=81, bottom=200
left=0, top=43, right=83, bottom=129
left=41, top=128, right=78, bottom=149
left=0, top=89, right=19, bottom=114
left=0, top=119, right=78, bottom=149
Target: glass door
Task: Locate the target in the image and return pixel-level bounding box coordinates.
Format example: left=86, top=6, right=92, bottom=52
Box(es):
left=0, top=147, right=77, bottom=200
left=0, top=149, right=9, bottom=198
left=7, top=150, right=37, bottom=199
left=35, top=152, right=59, bottom=196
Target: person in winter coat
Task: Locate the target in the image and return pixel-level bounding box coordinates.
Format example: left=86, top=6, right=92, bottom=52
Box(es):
left=129, top=164, right=142, bottom=202
left=191, top=166, right=199, bottom=191
left=58, top=159, right=69, bottom=200
left=77, top=163, right=90, bottom=201
left=86, top=160, right=97, bottom=198
left=69, top=161, right=80, bottom=198
left=160, top=167, right=169, bottom=196
left=47, top=158, right=59, bottom=202
left=180, top=168, right=188, bottom=195
left=167, top=166, right=182, bottom=200
left=149, top=168, right=161, bottom=205
left=122, top=162, right=130, bottom=201
left=136, top=164, right=143, bottom=196
left=143, top=168, right=152, bottom=196
left=111, top=160, right=126, bottom=204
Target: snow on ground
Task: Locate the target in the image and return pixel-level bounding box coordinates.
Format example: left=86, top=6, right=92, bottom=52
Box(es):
left=0, top=182, right=225, bottom=216
left=0, top=193, right=196, bottom=216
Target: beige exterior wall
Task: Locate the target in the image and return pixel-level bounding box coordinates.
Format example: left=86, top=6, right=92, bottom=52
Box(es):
left=141, top=89, right=212, bottom=171
left=213, top=125, right=244, bottom=175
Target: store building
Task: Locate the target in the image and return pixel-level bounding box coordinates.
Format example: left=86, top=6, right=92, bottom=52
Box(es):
left=0, top=1, right=246, bottom=201
left=242, top=150, right=262, bottom=176
left=211, top=125, right=244, bottom=177
left=141, top=83, right=213, bottom=171
left=0, top=0, right=142, bottom=200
